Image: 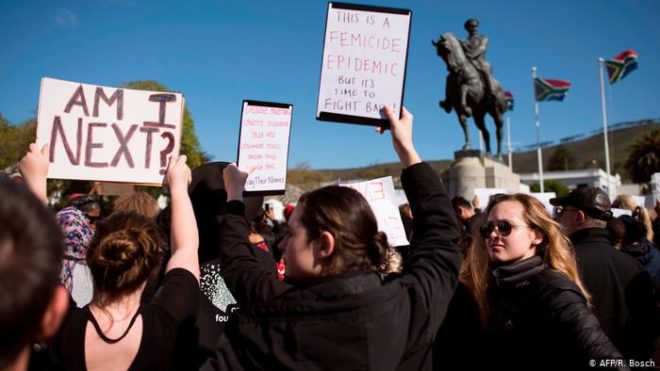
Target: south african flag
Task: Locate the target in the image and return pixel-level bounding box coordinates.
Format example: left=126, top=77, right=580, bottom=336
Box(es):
left=534, top=78, right=571, bottom=102
left=605, top=50, right=638, bottom=84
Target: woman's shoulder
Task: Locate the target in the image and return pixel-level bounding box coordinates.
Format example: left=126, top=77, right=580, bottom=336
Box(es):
left=529, top=269, right=586, bottom=307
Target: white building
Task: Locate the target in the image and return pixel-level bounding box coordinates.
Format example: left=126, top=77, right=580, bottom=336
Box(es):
left=519, top=168, right=622, bottom=198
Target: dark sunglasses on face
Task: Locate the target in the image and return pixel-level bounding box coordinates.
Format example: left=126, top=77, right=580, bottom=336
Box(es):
left=479, top=221, right=529, bottom=238
left=553, top=206, right=579, bottom=218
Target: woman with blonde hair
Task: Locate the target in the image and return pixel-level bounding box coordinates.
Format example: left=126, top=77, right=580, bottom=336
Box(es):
left=613, top=194, right=654, bottom=243
left=112, top=191, right=160, bottom=218
left=462, top=193, right=626, bottom=370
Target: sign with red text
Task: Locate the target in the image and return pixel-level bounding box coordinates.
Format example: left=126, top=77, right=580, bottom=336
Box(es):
left=237, top=100, right=293, bottom=195
left=317, top=2, right=411, bottom=127
left=36, top=77, right=183, bottom=185
left=341, top=176, right=409, bottom=246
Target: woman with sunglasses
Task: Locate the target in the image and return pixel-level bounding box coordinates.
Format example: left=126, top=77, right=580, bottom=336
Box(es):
left=462, top=193, right=627, bottom=370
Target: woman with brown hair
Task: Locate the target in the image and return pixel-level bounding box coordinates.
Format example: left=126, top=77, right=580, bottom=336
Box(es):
left=462, top=193, right=627, bottom=370
left=202, top=107, right=462, bottom=370
left=20, top=146, right=200, bottom=371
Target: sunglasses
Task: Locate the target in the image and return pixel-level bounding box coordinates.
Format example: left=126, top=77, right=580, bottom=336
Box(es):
left=479, top=221, right=530, bottom=238
left=553, top=206, right=580, bottom=218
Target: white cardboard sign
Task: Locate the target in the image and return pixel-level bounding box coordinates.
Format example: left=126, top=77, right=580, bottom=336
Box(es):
left=317, top=2, right=411, bottom=126
left=237, top=100, right=293, bottom=195
left=36, top=77, right=183, bottom=185
left=341, top=176, right=409, bottom=247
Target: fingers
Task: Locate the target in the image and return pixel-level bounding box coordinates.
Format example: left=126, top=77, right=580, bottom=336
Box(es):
left=383, top=105, right=397, bottom=123
left=401, top=106, right=412, bottom=120
left=40, top=143, right=50, bottom=157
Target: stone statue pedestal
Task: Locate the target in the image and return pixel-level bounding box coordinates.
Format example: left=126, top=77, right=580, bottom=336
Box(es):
left=441, top=150, right=520, bottom=200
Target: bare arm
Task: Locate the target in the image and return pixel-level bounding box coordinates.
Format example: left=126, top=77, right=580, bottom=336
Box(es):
left=18, top=143, right=50, bottom=205
left=381, top=106, right=421, bottom=168
left=165, top=155, right=200, bottom=281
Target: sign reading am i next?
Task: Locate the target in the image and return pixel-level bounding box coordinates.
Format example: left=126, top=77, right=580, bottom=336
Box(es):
left=317, top=2, right=411, bottom=127
left=36, top=77, right=184, bottom=185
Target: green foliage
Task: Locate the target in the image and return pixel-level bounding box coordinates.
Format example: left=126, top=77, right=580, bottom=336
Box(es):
left=547, top=145, right=575, bottom=171
left=625, top=129, right=660, bottom=187
left=530, top=180, right=570, bottom=197
left=0, top=116, right=37, bottom=170
left=121, top=80, right=206, bottom=169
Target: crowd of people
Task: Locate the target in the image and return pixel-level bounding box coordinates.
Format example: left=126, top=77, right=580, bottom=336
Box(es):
left=1, top=107, right=659, bottom=370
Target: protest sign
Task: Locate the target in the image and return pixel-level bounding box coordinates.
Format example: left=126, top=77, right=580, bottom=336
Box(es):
left=652, top=173, right=660, bottom=203
left=529, top=192, right=557, bottom=216
left=317, top=2, right=411, bottom=127
left=237, top=100, right=293, bottom=195
left=36, top=77, right=183, bottom=185
left=341, top=176, right=409, bottom=247
left=473, top=188, right=507, bottom=208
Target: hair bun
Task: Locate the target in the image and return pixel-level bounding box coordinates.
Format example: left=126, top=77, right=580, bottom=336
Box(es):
left=95, top=230, right=143, bottom=272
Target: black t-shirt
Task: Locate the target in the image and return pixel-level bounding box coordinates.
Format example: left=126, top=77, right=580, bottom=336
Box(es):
left=51, top=268, right=199, bottom=371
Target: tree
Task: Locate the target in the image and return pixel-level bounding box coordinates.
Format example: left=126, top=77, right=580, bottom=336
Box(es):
left=0, top=115, right=37, bottom=171
left=625, top=129, right=660, bottom=193
left=547, top=145, right=576, bottom=171
left=121, top=80, right=208, bottom=169
left=530, top=180, right=570, bottom=197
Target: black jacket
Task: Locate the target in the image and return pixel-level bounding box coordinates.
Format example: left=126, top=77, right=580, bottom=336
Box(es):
left=571, top=228, right=660, bottom=361
left=484, top=256, right=627, bottom=371
left=202, top=162, right=461, bottom=371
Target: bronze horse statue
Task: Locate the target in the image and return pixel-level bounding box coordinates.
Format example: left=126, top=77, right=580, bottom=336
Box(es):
left=432, top=32, right=508, bottom=158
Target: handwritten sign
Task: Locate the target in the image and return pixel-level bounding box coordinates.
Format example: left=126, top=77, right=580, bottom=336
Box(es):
left=36, top=77, right=183, bottom=185
left=317, top=2, right=411, bottom=127
left=341, top=176, right=409, bottom=247
left=237, top=100, right=293, bottom=195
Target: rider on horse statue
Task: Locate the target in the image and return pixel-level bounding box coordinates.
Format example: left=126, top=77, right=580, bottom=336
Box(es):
left=440, top=19, right=496, bottom=114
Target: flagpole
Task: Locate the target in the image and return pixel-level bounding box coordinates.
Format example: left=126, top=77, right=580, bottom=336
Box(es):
left=532, top=67, right=544, bottom=193
left=507, top=116, right=512, bottom=170
left=598, top=57, right=612, bottom=197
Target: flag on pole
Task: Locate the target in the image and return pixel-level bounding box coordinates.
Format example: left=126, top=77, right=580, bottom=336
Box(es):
left=534, top=78, right=571, bottom=102
left=504, top=91, right=514, bottom=111
left=605, top=49, right=638, bottom=84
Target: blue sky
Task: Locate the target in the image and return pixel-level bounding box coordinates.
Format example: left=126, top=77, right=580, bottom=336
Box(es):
left=1, top=0, right=659, bottom=170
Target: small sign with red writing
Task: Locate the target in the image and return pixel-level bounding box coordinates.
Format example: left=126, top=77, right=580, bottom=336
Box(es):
left=341, top=176, right=409, bottom=247
left=36, top=77, right=183, bottom=185
left=317, top=2, right=411, bottom=127
left=237, top=100, right=293, bottom=195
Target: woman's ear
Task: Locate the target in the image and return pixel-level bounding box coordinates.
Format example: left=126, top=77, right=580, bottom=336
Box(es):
left=314, top=231, right=336, bottom=259
left=36, top=285, right=69, bottom=341
left=530, top=228, right=544, bottom=247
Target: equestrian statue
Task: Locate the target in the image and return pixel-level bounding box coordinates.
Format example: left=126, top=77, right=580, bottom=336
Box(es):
left=432, top=19, right=509, bottom=159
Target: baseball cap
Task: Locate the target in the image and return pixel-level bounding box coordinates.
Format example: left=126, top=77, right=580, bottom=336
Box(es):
left=549, top=187, right=613, bottom=221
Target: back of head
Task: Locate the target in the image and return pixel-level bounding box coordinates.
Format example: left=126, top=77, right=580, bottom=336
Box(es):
left=189, top=162, right=263, bottom=263
left=86, top=211, right=165, bottom=302
left=298, top=185, right=390, bottom=275
left=613, top=194, right=654, bottom=242
left=451, top=196, right=472, bottom=212
left=0, top=176, right=63, bottom=368
left=113, top=192, right=160, bottom=218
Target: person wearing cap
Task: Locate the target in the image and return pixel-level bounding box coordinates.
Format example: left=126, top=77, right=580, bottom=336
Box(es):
left=551, top=187, right=660, bottom=362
